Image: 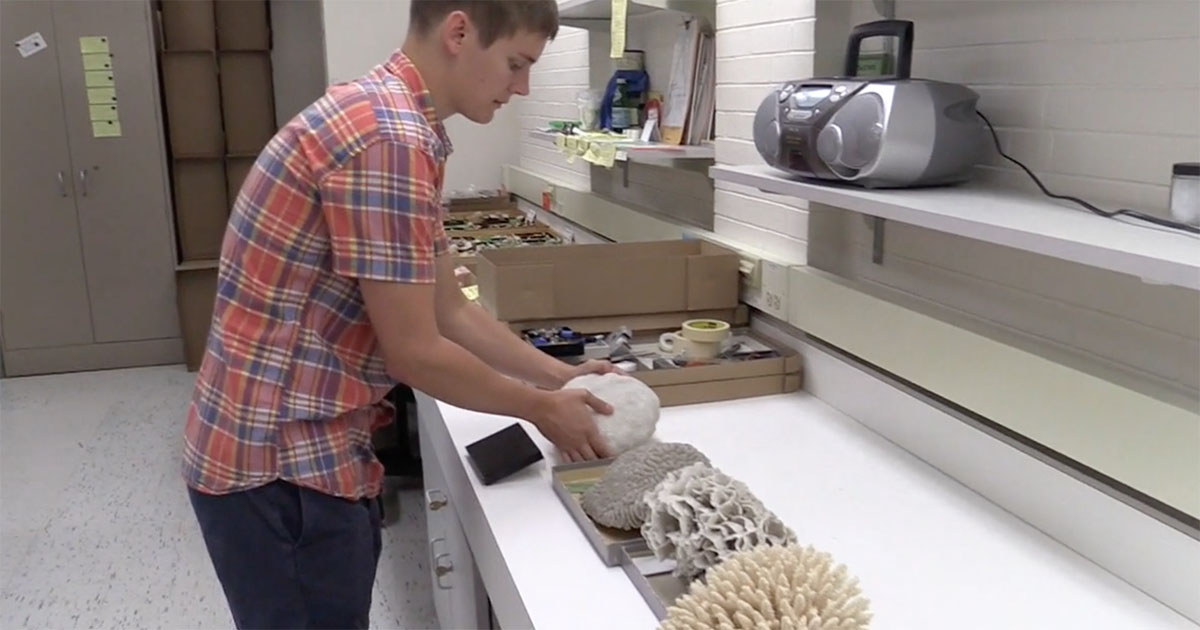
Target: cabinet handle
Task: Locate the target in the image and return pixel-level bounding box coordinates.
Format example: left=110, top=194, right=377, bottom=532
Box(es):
left=429, top=537, right=453, bottom=590
left=78, top=169, right=89, bottom=196
left=426, top=489, right=448, bottom=511
left=434, top=553, right=455, bottom=589
left=57, top=171, right=68, bottom=197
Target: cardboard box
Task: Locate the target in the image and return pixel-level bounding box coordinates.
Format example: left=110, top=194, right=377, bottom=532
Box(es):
left=176, top=266, right=218, bottom=371
left=218, top=52, right=277, bottom=155
left=160, top=0, right=216, bottom=51
left=445, top=191, right=517, bottom=213
left=161, top=52, right=224, bottom=157
left=225, top=156, right=256, bottom=211
left=172, top=159, right=229, bottom=261
left=476, top=240, right=740, bottom=322
left=214, top=0, right=271, bottom=50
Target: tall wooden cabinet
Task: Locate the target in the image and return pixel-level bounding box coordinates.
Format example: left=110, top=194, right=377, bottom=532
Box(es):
left=1, top=0, right=182, bottom=376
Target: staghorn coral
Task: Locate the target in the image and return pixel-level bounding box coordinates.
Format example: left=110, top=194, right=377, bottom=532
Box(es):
left=641, top=462, right=796, bottom=579
left=660, top=543, right=873, bottom=630
left=581, top=442, right=711, bottom=530
left=562, top=372, right=660, bottom=455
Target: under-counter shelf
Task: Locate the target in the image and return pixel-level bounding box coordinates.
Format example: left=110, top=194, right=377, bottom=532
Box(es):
left=710, top=163, right=1200, bottom=290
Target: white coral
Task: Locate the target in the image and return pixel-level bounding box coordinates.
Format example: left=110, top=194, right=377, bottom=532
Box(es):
left=661, top=544, right=873, bottom=630
left=562, top=372, right=660, bottom=455
left=640, top=463, right=796, bottom=579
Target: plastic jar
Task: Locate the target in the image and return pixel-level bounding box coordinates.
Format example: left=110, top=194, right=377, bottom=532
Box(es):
left=1169, top=162, right=1199, bottom=226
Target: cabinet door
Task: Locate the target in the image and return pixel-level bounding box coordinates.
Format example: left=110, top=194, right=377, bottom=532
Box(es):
left=51, top=0, right=180, bottom=343
left=0, top=0, right=95, bottom=350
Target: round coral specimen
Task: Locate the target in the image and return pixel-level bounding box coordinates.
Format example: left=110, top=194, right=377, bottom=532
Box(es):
left=661, top=544, right=873, bottom=630
left=581, top=442, right=711, bottom=530
left=640, top=462, right=796, bottom=579
left=562, top=372, right=660, bottom=455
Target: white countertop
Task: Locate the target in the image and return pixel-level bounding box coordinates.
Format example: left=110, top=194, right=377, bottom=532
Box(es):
left=427, top=392, right=1195, bottom=630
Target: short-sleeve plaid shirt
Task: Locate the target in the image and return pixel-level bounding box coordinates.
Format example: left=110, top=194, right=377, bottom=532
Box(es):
left=182, top=51, right=452, bottom=501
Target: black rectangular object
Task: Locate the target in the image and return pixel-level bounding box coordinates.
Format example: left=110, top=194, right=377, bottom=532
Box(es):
left=466, top=423, right=545, bottom=485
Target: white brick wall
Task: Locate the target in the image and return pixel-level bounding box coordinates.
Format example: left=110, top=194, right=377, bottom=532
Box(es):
left=714, top=0, right=816, bottom=262
left=808, top=0, right=1200, bottom=397
left=518, top=15, right=590, bottom=190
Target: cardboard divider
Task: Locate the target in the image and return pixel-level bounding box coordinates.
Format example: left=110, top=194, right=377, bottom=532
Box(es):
left=176, top=266, right=218, bottom=371
left=225, top=156, right=256, bottom=211
left=218, top=52, right=276, bottom=155
left=172, top=159, right=229, bottom=261
left=214, top=0, right=271, bottom=50
left=161, top=52, right=224, bottom=157
left=160, top=0, right=216, bottom=51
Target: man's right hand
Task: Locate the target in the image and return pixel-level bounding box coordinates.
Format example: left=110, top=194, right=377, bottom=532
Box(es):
left=525, top=389, right=614, bottom=463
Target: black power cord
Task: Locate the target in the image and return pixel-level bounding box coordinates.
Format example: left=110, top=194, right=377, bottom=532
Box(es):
left=976, top=111, right=1200, bottom=235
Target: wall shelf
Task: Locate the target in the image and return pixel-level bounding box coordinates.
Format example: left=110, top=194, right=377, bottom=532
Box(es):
left=557, top=0, right=715, bottom=30
left=530, top=130, right=713, bottom=162
left=711, top=164, right=1200, bottom=290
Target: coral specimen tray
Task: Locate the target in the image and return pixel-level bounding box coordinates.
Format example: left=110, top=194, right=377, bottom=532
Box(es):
left=619, top=543, right=688, bottom=621
left=550, top=459, right=642, bottom=567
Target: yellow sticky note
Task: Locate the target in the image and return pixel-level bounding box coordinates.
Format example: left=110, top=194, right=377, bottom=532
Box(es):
left=461, top=285, right=480, bottom=302
left=610, top=0, right=627, bottom=59
left=92, top=120, right=121, bottom=138
left=555, top=135, right=566, bottom=152
left=85, top=70, right=114, bottom=87
left=79, top=36, right=110, bottom=54
left=89, top=104, right=119, bottom=121
left=82, top=53, right=112, bottom=71
left=87, top=87, right=117, bottom=104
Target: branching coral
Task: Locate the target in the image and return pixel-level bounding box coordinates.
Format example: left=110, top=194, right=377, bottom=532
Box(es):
left=661, top=544, right=873, bottom=630
left=640, top=463, right=796, bottom=579
left=581, top=442, right=711, bottom=530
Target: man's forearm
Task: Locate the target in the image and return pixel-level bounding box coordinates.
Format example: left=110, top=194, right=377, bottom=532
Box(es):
left=441, top=302, right=570, bottom=390
left=395, top=333, right=550, bottom=420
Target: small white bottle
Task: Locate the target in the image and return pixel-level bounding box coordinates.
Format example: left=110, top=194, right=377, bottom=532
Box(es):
left=1169, top=162, right=1200, bottom=227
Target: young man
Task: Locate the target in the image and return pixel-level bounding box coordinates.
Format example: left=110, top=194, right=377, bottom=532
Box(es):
left=182, top=2, right=615, bottom=628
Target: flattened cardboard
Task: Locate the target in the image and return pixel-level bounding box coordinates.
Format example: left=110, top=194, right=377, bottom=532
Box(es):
left=477, top=240, right=739, bottom=322
left=172, top=159, right=229, bottom=261
left=550, top=460, right=644, bottom=567
left=161, top=52, right=224, bottom=157
left=160, top=0, right=216, bottom=51
left=225, top=156, right=256, bottom=211
left=176, top=267, right=218, bottom=371
left=218, top=52, right=276, bottom=155
left=214, top=0, right=271, bottom=50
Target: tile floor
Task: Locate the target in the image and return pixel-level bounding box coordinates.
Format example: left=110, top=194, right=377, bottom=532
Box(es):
left=0, top=365, right=438, bottom=629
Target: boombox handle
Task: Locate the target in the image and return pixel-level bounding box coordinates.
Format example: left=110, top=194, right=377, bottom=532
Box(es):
left=843, top=19, right=914, bottom=79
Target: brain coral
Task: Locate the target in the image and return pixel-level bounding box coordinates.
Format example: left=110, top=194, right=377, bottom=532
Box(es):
left=581, top=442, right=711, bottom=530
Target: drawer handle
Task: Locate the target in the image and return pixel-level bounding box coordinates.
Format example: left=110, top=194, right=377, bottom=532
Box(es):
left=434, top=553, right=455, bottom=585
left=426, top=489, right=448, bottom=511
left=78, top=169, right=89, bottom=197
left=57, top=171, right=68, bottom=197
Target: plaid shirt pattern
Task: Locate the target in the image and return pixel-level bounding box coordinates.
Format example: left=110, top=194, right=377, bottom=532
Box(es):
left=182, top=51, right=452, bottom=500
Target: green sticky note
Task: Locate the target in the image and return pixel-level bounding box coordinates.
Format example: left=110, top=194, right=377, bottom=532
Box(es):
left=92, top=120, right=121, bottom=138
left=89, top=104, right=119, bottom=121
left=87, top=87, right=117, bottom=104
left=79, top=36, right=110, bottom=54
left=85, top=70, right=114, bottom=87
left=82, top=53, right=112, bottom=71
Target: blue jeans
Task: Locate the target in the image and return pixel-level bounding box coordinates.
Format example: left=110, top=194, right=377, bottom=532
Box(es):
left=188, top=480, right=383, bottom=629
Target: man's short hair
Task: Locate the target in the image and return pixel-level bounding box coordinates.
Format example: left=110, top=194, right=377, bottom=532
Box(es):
left=410, top=1, right=559, bottom=47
